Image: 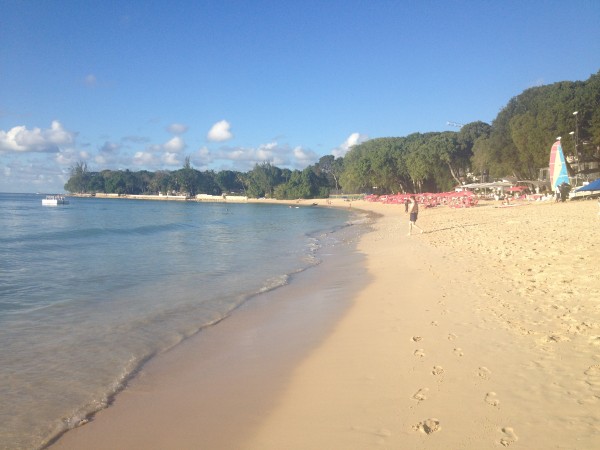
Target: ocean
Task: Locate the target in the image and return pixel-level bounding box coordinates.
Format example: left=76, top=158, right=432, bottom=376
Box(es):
left=0, top=193, right=370, bottom=450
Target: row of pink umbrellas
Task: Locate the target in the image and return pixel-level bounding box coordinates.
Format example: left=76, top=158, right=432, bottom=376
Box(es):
left=364, top=191, right=479, bottom=208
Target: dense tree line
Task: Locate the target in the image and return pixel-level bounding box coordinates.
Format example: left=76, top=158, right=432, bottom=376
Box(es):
left=475, top=70, right=600, bottom=180
left=66, top=71, right=600, bottom=198
left=339, top=122, right=491, bottom=194
left=341, top=71, right=599, bottom=193
left=64, top=157, right=337, bottom=200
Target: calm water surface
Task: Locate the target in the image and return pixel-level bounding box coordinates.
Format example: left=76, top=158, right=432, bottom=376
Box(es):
left=0, top=193, right=369, bottom=449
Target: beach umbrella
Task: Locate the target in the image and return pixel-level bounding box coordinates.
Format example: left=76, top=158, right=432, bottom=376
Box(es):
left=575, top=178, right=600, bottom=192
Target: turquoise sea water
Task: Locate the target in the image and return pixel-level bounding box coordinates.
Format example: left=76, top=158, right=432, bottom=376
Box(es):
left=0, top=193, right=369, bottom=450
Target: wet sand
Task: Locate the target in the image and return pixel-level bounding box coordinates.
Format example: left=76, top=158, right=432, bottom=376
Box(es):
left=51, top=197, right=600, bottom=449
left=49, top=206, right=370, bottom=450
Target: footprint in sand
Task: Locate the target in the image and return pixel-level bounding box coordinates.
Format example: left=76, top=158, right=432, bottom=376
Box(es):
left=453, top=348, right=464, bottom=357
left=432, top=366, right=444, bottom=376
left=447, top=333, right=457, bottom=341
left=584, top=364, right=600, bottom=396
left=542, top=334, right=570, bottom=343
left=413, top=418, right=441, bottom=435
left=589, top=336, right=600, bottom=347
left=478, top=366, right=492, bottom=379
left=499, top=427, right=518, bottom=446
left=412, top=387, right=429, bottom=402
left=430, top=321, right=439, bottom=327
left=485, top=392, right=500, bottom=406
left=411, top=336, right=423, bottom=342
left=413, top=349, right=426, bottom=358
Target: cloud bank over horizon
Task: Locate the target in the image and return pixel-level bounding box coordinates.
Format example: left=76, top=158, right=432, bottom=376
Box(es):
left=0, top=119, right=358, bottom=192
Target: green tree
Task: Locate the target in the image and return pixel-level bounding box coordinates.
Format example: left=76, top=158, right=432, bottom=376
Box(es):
left=87, top=172, right=105, bottom=192
left=103, top=170, right=126, bottom=194
left=274, top=167, right=328, bottom=199
left=405, top=145, right=431, bottom=192
left=471, top=137, right=493, bottom=182
left=339, top=144, right=374, bottom=193
left=148, top=171, right=173, bottom=194
left=64, top=161, right=90, bottom=193
left=316, top=155, right=344, bottom=192
left=215, top=170, right=245, bottom=193
left=197, top=170, right=221, bottom=195
left=247, top=162, right=283, bottom=198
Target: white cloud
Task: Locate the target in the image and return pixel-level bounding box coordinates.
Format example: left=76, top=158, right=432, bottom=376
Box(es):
left=163, top=136, right=185, bottom=153
left=47, top=120, right=75, bottom=145
left=207, top=120, right=233, bottom=142
left=332, top=132, right=368, bottom=158
left=55, top=153, right=71, bottom=165
left=0, top=122, right=80, bottom=192
left=227, top=148, right=249, bottom=161
left=54, top=148, right=85, bottom=166
left=293, top=146, right=317, bottom=164
left=162, top=152, right=180, bottom=165
left=192, top=146, right=212, bottom=167
left=0, top=117, right=331, bottom=193
left=211, top=141, right=318, bottom=171
left=215, top=141, right=277, bottom=165
left=0, top=121, right=76, bottom=153
left=133, top=151, right=156, bottom=165
left=127, top=135, right=187, bottom=169
left=167, top=123, right=188, bottom=135
left=256, top=141, right=277, bottom=161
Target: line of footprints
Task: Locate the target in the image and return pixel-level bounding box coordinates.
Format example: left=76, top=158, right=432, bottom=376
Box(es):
left=410, top=331, right=518, bottom=447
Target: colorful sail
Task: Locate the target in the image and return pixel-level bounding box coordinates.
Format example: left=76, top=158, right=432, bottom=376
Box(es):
left=549, top=140, right=570, bottom=191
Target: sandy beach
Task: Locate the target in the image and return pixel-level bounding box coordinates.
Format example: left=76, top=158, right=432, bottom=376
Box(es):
left=51, top=197, right=600, bottom=449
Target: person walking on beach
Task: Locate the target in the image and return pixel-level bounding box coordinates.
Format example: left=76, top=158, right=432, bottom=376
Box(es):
left=407, top=195, right=424, bottom=236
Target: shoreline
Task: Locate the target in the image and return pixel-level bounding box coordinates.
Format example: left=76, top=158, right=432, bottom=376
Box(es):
left=51, top=198, right=600, bottom=449
left=48, top=199, right=371, bottom=450
left=68, top=192, right=367, bottom=206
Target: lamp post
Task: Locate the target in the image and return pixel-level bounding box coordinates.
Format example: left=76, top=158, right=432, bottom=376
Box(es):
left=573, top=111, right=579, bottom=157
left=572, top=111, right=580, bottom=188
left=569, top=131, right=575, bottom=156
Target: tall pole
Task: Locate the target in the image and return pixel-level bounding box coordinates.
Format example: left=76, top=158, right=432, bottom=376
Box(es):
left=573, top=111, right=579, bottom=156
left=573, top=111, right=579, bottom=187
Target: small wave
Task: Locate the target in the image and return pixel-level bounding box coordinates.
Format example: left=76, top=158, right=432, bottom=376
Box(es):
left=345, top=209, right=377, bottom=226
left=39, top=352, right=156, bottom=449
left=258, top=274, right=290, bottom=293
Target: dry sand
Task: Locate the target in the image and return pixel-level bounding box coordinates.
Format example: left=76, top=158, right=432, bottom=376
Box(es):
left=51, top=197, right=600, bottom=449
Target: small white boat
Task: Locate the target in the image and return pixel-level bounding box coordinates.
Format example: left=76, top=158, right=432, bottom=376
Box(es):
left=42, top=195, right=69, bottom=206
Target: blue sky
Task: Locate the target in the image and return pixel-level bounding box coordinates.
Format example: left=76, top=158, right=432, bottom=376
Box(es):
left=1, top=0, right=599, bottom=193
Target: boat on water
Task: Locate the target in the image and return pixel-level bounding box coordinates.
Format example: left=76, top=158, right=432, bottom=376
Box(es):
left=42, top=195, right=69, bottom=206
